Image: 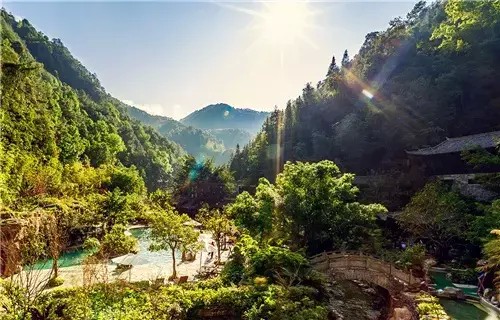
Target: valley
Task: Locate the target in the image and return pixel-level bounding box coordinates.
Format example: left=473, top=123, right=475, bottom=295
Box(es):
left=1, top=1, right=500, bottom=320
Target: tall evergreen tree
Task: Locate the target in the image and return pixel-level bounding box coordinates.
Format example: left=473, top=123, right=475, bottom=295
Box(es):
left=326, top=55, right=339, bottom=77
left=341, top=50, right=350, bottom=69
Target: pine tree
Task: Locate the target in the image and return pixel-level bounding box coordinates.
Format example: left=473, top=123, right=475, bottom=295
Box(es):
left=326, top=55, right=339, bottom=77
left=341, top=50, right=350, bottom=69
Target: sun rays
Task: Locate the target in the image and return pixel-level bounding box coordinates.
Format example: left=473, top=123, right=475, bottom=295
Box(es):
left=220, top=1, right=319, bottom=67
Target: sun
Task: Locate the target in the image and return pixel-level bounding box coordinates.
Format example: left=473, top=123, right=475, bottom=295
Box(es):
left=256, top=2, right=314, bottom=46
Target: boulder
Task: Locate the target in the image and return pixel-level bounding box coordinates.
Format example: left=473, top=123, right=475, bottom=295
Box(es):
left=389, top=307, right=413, bottom=320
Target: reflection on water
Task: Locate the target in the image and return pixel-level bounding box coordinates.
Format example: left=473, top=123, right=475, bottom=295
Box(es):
left=128, top=228, right=181, bottom=266
left=440, top=299, right=499, bottom=320
left=35, top=227, right=180, bottom=270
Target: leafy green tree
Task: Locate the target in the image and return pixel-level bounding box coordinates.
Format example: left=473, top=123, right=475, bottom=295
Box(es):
left=276, top=161, right=386, bottom=253
left=431, top=0, right=500, bottom=51
left=99, top=224, right=137, bottom=258
left=101, top=189, right=133, bottom=232
left=197, top=206, right=234, bottom=262
left=482, top=229, right=500, bottom=289
left=174, top=156, right=235, bottom=212
left=398, top=181, right=472, bottom=260
left=148, top=208, right=199, bottom=278
left=226, top=178, right=276, bottom=242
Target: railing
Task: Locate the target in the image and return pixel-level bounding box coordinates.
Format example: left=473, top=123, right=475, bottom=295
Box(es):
left=310, top=251, right=422, bottom=287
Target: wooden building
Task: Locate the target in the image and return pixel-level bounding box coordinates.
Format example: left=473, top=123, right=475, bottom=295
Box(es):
left=406, top=131, right=500, bottom=176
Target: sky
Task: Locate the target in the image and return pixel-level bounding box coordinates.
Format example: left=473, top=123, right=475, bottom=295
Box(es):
left=4, top=1, right=417, bottom=120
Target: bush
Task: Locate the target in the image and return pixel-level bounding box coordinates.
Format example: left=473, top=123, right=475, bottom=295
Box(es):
left=100, top=224, right=137, bottom=257
left=450, top=268, right=477, bottom=285
left=396, top=244, right=426, bottom=271
left=415, top=293, right=450, bottom=320
left=46, top=276, right=64, bottom=288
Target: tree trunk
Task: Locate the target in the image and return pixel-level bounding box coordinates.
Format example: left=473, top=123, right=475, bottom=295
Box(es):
left=216, top=235, right=221, bottom=263
left=53, top=257, right=59, bottom=278
left=171, top=248, right=177, bottom=279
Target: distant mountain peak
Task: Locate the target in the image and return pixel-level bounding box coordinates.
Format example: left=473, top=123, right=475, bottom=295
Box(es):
left=181, top=103, right=269, bottom=134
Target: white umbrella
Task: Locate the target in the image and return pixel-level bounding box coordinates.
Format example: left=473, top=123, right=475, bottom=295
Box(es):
left=111, top=253, right=149, bottom=282
left=183, top=219, right=202, bottom=227
left=111, top=253, right=149, bottom=266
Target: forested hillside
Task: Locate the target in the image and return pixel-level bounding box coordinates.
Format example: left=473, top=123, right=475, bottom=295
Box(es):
left=125, top=106, right=228, bottom=163
left=0, top=9, right=185, bottom=204
left=181, top=103, right=269, bottom=135
left=232, top=0, right=500, bottom=190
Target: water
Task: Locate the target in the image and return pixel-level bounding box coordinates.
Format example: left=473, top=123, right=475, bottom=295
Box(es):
left=128, top=228, right=181, bottom=266
left=431, top=271, right=478, bottom=297
left=440, top=299, right=498, bottom=320
left=34, top=227, right=180, bottom=270
left=431, top=271, right=498, bottom=320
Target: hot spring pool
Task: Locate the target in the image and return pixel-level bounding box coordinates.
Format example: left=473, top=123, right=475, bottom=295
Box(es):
left=34, top=227, right=181, bottom=270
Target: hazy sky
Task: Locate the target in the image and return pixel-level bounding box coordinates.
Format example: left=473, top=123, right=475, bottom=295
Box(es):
left=5, top=1, right=417, bottom=119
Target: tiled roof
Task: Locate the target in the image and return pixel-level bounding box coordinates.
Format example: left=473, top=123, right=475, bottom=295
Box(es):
left=407, top=131, right=500, bottom=156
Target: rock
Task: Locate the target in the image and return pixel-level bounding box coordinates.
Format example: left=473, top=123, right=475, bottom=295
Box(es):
left=439, top=287, right=465, bottom=300
left=390, top=307, right=413, bottom=320
left=363, top=287, right=377, bottom=295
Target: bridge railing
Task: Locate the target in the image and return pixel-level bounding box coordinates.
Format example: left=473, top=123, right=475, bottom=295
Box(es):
left=310, top=251, right=421, bottom=286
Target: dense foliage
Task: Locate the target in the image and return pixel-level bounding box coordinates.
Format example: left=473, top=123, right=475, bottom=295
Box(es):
left=1, top=10, right=185, bottom=198
left=231, top=0, right=500, bottom=197
left=227, top=161, right=386, bottom=254
left=0, top=278, right=328, bottom=320
left=174, top=156, right=236, bottom=214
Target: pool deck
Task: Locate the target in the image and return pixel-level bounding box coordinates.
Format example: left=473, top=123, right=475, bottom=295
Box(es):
left=13, top=232, right=230, bottom=289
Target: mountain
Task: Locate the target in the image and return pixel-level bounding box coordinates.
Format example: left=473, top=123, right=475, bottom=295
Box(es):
left=206, top=128, right=253, bottom=150
left=181, top=103, right=270, bottom=135
left=231, top=1, right=500, bottom=204
left=126, top=103, right=269, bottom=165
left=125, top=105, right=227, bottom=163
left=0, top=9, right=185, bottom=193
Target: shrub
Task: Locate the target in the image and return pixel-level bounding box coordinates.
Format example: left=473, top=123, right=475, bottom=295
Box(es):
left=100, top=224, right=137, bottom=257
left=396, top=244, right=426, bottom=271
left=415, top=293, right=450, bottom=320
left=46, top=276, right=64, bottom=288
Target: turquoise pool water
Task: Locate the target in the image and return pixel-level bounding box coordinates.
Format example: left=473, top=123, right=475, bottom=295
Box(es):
left=431, top=271, right=478, bottom=297
left=440, top=299, right=499, bottom=320
left=34, top=227, right=180, bottom=269
left=431, top=271, right=498, bottom=320
left=128, top=228, right=181, bottom=266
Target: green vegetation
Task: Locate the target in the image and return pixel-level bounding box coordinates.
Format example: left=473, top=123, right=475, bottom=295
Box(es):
left=228, top=161, right=386, bottom=254
left=416, top=293, right=450, bottom=320
left=2, top=1, right=500, bottom=319
left=181, top=104, right=269, bottom=135
left=147, top=207, right=200, bottom=279
left=173, top=156, right=236, bottom=213
left=231, top=0, right=500, bottom=202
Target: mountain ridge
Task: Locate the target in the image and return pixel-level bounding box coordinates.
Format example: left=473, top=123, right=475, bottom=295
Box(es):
left=181, top=103, right=270, bottom=134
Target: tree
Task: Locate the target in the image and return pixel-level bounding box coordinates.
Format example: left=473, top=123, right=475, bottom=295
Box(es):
left=326, top=54, right=339, bottom=77
left=226, top=178, right=277, bottom=242
left=398, top=181, right=472, bottom=260
left=46, top=212, right=69, bottom=279
left=174, top=156, right=236, bottom=213
left=197, top=206, right=234, bottom=262
left=483, top=229, right=500, bottom=289
left=100, top=224, right=137, bottom=258
left=275, top=161, right=386, bottom=253
left=341, top=49, right=350, bottom=69
left=148, top=208, right=199, bottom=279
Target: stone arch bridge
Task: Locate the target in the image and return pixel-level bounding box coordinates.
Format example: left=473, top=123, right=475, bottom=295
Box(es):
left=310, top=252, right=423, bottom=293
